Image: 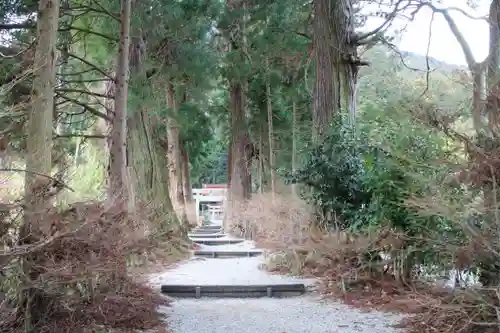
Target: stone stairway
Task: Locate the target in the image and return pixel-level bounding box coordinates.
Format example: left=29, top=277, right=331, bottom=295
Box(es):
left=157, top=220, right=307, bottom=298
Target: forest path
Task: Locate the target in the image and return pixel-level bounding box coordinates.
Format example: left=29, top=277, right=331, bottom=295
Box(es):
left=147, top=220, right=404, bottom=333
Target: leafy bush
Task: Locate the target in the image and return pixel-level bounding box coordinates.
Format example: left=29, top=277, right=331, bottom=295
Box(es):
left=293, top=108, right=453, bottom=239
left=286, top=109, right=457, bottom=286
left=292, top=116, right=368, bottom=229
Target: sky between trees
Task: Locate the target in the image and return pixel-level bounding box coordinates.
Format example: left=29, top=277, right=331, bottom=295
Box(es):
left=367, top=0, right=489, bottom=65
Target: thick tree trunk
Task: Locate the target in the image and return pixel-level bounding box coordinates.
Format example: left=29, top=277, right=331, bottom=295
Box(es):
left=166, top=83, right=187, bottom=223
left=483, top=1, right=500, bottom=284
left=312, top=0, right=335, bottom=141
left=20, top=0, right=60, bottom=330
left=226, top=0, right=251, bottom=202
left=229, top=83, right=251, bottom=200
left=108, top=0, right=131, bottom=204
left=181, top=142, right=193, bottom=202
left=435, top=0, right=500, bottom=285
left=23, top=0, right=60, bottom=228
left=227, top=137, right=233, bottom=186
left=487, top=0, right=500, bottom=133
left=312, top=0, right=357, bottom=142
left=224, top=0, right=252, bottom=233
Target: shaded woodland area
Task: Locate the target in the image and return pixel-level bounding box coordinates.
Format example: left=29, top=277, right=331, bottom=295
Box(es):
left=1, top=0, right=500, bottom=332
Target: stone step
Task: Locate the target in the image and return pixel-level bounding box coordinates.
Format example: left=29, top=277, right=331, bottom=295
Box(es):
left=194, top=250, right=262, bottom=258
left=188, top=233, right=225, bottom=239
left=160, top=283, right=306, bottom=298
left=193, top=239, right=244, bottom=246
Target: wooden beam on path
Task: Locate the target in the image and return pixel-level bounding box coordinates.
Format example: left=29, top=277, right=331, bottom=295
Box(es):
left=194, top=250, right=262, bottom=258
left=160, top=283, right=306, bottom=298
left=190, top=229, right=223, bottom=234
left=188, top=233, right=225, bottom=239
left=193, top=239, right=244, bottom=245
left=197, top=225, right=222, bottom=230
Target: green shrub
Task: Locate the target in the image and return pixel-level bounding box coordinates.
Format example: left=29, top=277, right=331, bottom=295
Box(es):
left=293, top=108, right=453, bottom=238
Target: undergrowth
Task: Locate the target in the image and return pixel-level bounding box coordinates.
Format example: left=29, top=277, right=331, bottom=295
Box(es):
left=0, top=146, right=189, bottom=333
left=231, top=192, right=500, bottom=333
left=227, top=112, right=500, bottom=333
left=0, top=199, right=188, bottom=333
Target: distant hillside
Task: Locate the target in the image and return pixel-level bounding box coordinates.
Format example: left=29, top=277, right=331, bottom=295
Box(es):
left=359, top=46, right=470, bottom=114
left=396, top=50, right=463, bottom=73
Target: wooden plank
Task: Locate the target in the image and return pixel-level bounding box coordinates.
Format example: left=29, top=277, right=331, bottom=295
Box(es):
left=191, top=229, right=223, bottom=234
left=197, top=225, right=222, bottom=230
left=160, top=283, right=306, bottom=298
left=193, top=239, right=244, bottom=245
left=194, top=250, right=262, bottom=258
left=188, top=234, right=225, bottom=239
left=203, top=184, right=228, bottom=189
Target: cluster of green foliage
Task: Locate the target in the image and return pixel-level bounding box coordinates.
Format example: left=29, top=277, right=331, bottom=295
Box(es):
left=292, top=98, right=459, bottom=261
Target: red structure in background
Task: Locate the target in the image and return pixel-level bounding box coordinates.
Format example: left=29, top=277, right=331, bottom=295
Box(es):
left=203, top=184, right=228, bottom=189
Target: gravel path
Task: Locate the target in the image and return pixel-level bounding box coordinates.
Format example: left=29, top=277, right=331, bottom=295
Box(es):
left=149, top=256, right=315, bottom=287
left=148, top=222, right=404, bottom=333
left=160, top=297, right=403, bottom=333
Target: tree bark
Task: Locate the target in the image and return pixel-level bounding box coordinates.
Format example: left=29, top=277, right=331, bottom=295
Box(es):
left=20, top=0, right=60, bottom=330
left=181, top=141, right=193, bottom=202
left=312, top=0, right=357, bottom=142
left=23, top=0, right=60, bottom=225
left=226, top=0, right=252, bottom=202
left=483, top=1, right=500, bottom=280
left=431, top=0, right=500, bottom=285
left=258, top=126, right=263, bottom=194
left=291, top=100, right=297, bottom=196
left=266, top=57, right=276, bottom=198
left=108, top=0, right=131, bottom=204
left=122, top=32, right=180, bottom=229
left=430, top=3, right=486, bottom=134
left=227, top=137, right=233, bottom=186
left=229, top=83, right=251, bottom=200
left=487, top=0, right=500, bottom=133
left=166, top=83, right=187, bottom=223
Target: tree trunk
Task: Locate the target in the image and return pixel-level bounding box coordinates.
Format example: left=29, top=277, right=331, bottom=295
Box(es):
left=259, top=114, right=270, bottom=190
left=23, top=0, right=60, bottom=229
left=487, top=0, right=500, bottom=134
left=291, top=100, right=297, bottom=196
left=224, top=0, right=252, bottom=232
left=124, top=33, right=180, bottom=229
left=20, top=0, right=60, bottom=330
left=312, top=0, right=357, bottom=142
left=266, top=57, right=276, bottom=198
left=181, top=141, right=193, bottom=202
left=434, top=0, right=500, bottom=285
left=227, top=137, right=233, bottom=186
left=108, top=0, right=131, bottom=205
left=434, top=4, right=486, bottom=134
left=226, top=0, right=251, bottom=202
left=229, top=83, right=251, bottom=200
left=472, top=68, right=486, bottom=133
left=258, top=127, right=263, bottom=194
left=166, top=83, right=187, bottom=224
